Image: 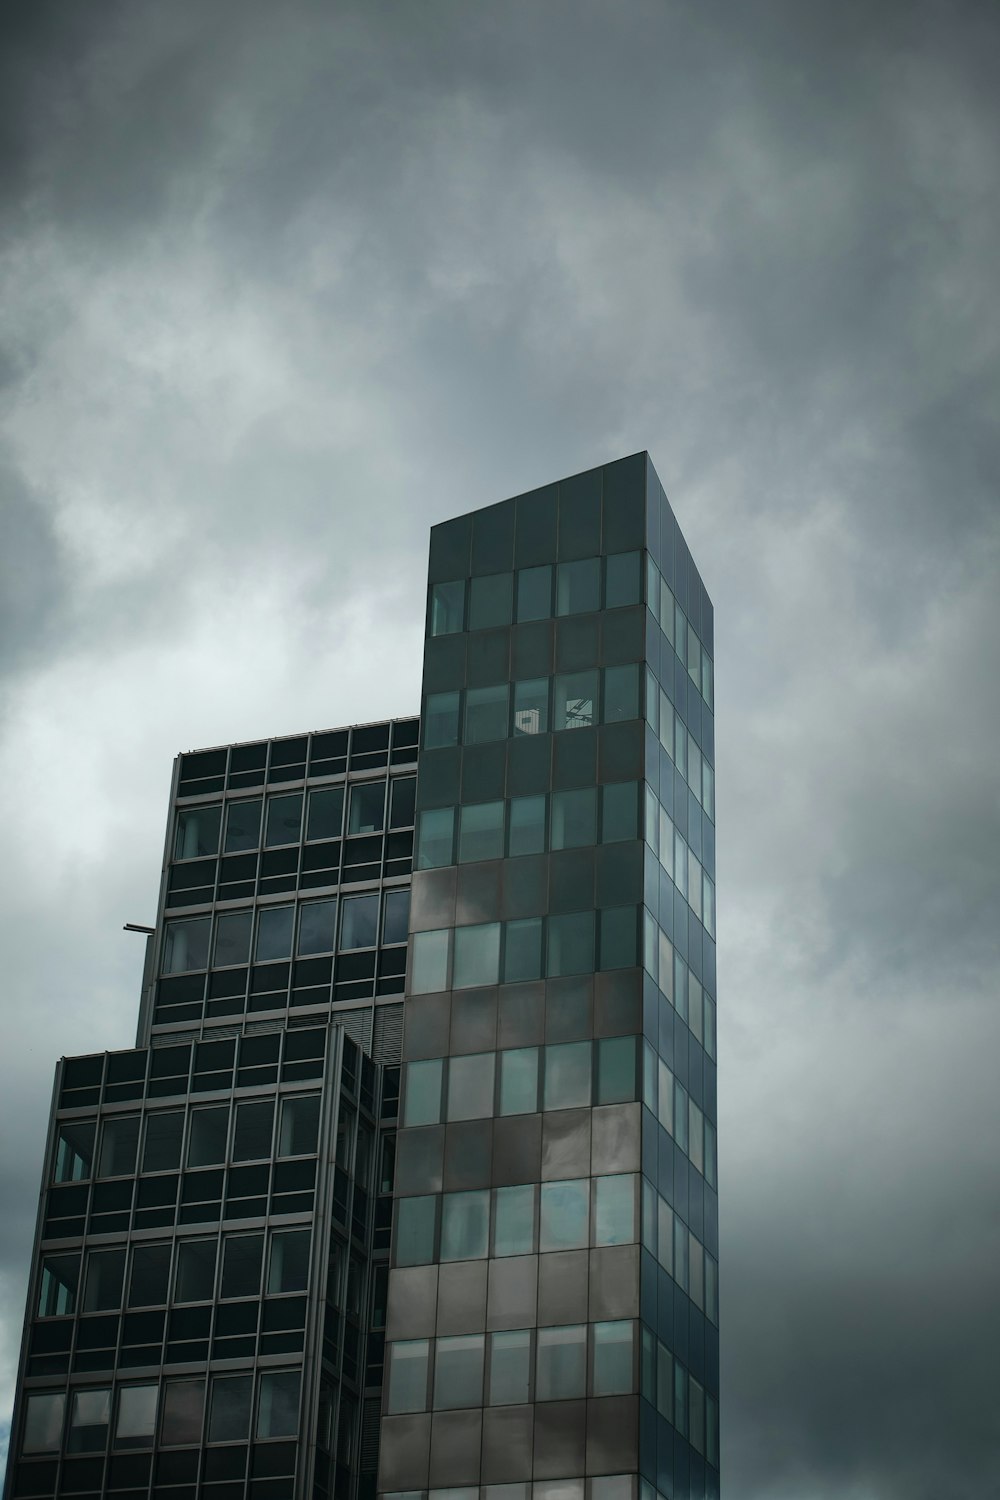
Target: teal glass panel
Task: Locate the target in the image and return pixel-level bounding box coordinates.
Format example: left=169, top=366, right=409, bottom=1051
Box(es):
left=411, top=929, right=450, bottom=994
left=508, top=795, right=546, bottom=856
left=430, top=581, right=465, bottom=636
left=416, top=806, right=455, bottom=869
left=452, top=923, right=500, bottom=989
left=469, top=573, right=513, bottom=630
left=425, top=691, right=460, bottom=749
left=516, top=565, right=552, bottom=622
left=493, top=1184, right=535, bottom=1256
left=503, top=917, right=543, bottom=983
left=498, top=1048, right=539, bottom=1115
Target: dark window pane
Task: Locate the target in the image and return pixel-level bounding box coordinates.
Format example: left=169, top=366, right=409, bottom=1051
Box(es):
left=389, top=777, right=417, bottom=829
left=556, top=558, right=600, bottom=616
left=279, top=1095, right=320, bottom=1156
left=128, top=1244, right=171, bottom=1308
left=67, top=1387, right=111, bottom=1453
left=503, top=919, right=542, bottom=983
left=434, top=1334, right=484, bottom=1409
left=143, top=1113, right=183, bottom=1173
left=220, top=1234, right=263, bottom=1299
left=464, top=685, right=508, bottom=745
left=256, top=907, right=294, bottom=962
left=214, top=910, right=253, bottom=967
left=605, top=552, right=641, bottom=608
left=544, top=1041, right=592, bottom=1110
left=268, top=1229, right=310, bottom=1293
left=599, top=907, right=639, bottom=970
left=53, top=1122, right=94, bottom=1183
left=307, top=788, right=344, bottom=842
left=297, top=900, right=337, bottom=956
left=22, top=1391, right=65, bottom=1453
left=430, top=580, right=465, bottom=636
left=489, top=1330, right=531, bottom=1404
left=341, top=894, right=379, bottom=950
left=175, top=806, right=221, bottom=860
left=516, top=565, right=552, bottom=622
left=554, top=670, right=598, bottom=732
left=508, top=795, right=546, bottom=857
left=174, top=1241, right=217, bottom=1303
left=416, top=807, right=455, bottom=869
left=550, top=788, right=596, bottom=850
left=387, top=1340, right=429, bottom=1414
left=498, top=1049, right=539, bottom=1116
left=547, top=912, right=595, bottom=977
left=115, top=1385, right=158, bottom=1449
left=225, top=800, right=262, bottom=853
left=233, top=1101, right=274, bottom=1162
left=424, top=691, right=460, bottom=749
left=603, top=664, right=639, bottom=723
left=383, top=889, right=411, bottom=945
left=84, top=1248, right=125, bottom=1311
left=469, top=573, right=512, bottom=630
left=459, top=801, right=504, bottom=863
left=99, top=1116, right=140, bottom=1177
left=394, top=1195, right=438, bottom=1266
left=188, top=1108, right=228, bottom=1167
left=257, top=1370, right=300, bottom=1438
left=160, top=1379, right=205, bottom=1446
left=265, top=794, right=302, bottom=847
left=162, top=919, right=210, bottom=974
left=493, top=1183, right=535, bottom=1256
left=601, top=782, right=638, bottom=843
left=536, top=1324, right=586, bottom=1399
left=38, top=1254, right=80, bottom=1316
left=209, top=1375, right=252, bottom=1442
left=513, top=678, right=548, bottom=736
left=440, top=1190, right=489, bottom=1260
left=348, top=781, right=386, bottom=835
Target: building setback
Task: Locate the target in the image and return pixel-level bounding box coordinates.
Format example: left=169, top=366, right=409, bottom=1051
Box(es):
left=3, top=454, right=719, bottom=1500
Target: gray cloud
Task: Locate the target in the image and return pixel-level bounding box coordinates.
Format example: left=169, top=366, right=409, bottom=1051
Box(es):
left=1, top=1, right=998, bottom=1494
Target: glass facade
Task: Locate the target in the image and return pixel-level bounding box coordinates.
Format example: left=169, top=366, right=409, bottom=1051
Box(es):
left=4, top=456, right=718, bottom=1500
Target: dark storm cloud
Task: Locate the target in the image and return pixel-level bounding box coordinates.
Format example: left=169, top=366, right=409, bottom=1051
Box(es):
left=1, top=1, right=998, bottom=1495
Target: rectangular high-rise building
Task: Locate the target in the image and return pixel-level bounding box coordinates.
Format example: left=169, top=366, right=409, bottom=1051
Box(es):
left=3, top=455, right=718, bottom=1500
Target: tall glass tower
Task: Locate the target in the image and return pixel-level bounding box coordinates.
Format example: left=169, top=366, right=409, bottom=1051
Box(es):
left=3, top=455, right=718, bottom=1500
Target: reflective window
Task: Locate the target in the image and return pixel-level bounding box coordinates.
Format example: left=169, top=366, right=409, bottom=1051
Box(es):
left=489, top=1329, right=531, bottom=1405
left=593, top=1321, right=633, bottom=1395
left=403, top=1058, right=443, bottom=1127
left=469, top=573, right=512, bottom=630
left=513, top=677, right=548, bottom=736
left=390, top=777, right=417, bottom=829
left=603, top=664, right=639, bottom=723
left=38, top=1255, right=79, bottom=1317
left=430, top=580, right=465, bottom=636
left=508, top=795, right=546, bottom=857
left=452, top=922, right=500, bottom=989
left=516, top=564, right=552, bottom=622
left=175, top=805, right=220, bottom=860
left=162, top=917, right=210, bottom=974
left=599, top=906, right=638, bottom=970
left=547, top=911, right=595, bottom=977
left=416, top=807, right=455, bottom=869
left=440, top=1190, right=489, bottom=1261
left=556, top=558, right=600, bottom=616
left=349, top=780, right=386, bottom=835
left=188, top=1106, right=228, bottom=1167
left=447, top=1052, right=495, bottom=1121
left=268, top=1229, right=310, bottom=1293
left=257, top=1369, right=300, bottom=1438
left=307, top=787, right=344, bottom=842
left=601, top=781, right=638, bottom=843
left=493, top=1184, right=535, bottom=1256
left=435, top=1334, right=484, bottom=1409
left=503, top=917, right=543, bottom=983
left=99, top=1115, right=140, bottom=1177
left=459, top=800, right=505, bottom=862
left=594, top=1175, right=636, bottom=1246
left=22, top=1391, right=65, bottom=1454
left=298, top=899, right=338, bottom=956
left=535, top=1324, right=586, bottom=1399
left=142, top=1112, right=183, bottom=1173
left=394, top=1195, right=438, bottom=1266
left=550, top=788, right=596, bottom=850
left=128, top=1243, right=171, bottom=1307
left=225, top=799, right=262, bottom=853
left=539, top=1179, right=589, bottom=1251
left=279, top=1095, right=320, bottom=1156
left=83, top=1247, right=126, bottom=1311
left=221, top=1235, right=263, bottom=1299
left=597, top=1036, right=636, bottom=1104
left=67, top=1387, right=111, bottom=1453
left=383, top=889, right=411, bottom=945
left=410, top=928, right=450, bottom=994
left=53, top=1121, right=94, bottom=1183
left=214, top=909, right=253, bottom=967
left=341, top=893, right=379, bottom=950
left=553, top=670, right=598, bottom=731
left=175, top=1240, right=217, bottom=1302
left=499, top=1048, right=539, bottom=1115
left=387, top=1340, right=430, bottom=1413
left=265, top=793, right=302, bottom=847
left=605, top=551, right=641, bottom=608
left=160, top=1379, right=205, bottom=1446
left=544, top=1042, right=591, bottom=1110
left=424, top=690, right=460, bottom=749
left=209, top=1374, right=252, bottom=1442
left=465, top=684, right=509, bottom=745
left=256, top=905, right=294, bottom=961
left=233, top=1100, right=274, bottom=1161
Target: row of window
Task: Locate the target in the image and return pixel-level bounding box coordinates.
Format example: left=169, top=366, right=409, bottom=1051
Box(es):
left=429, top=553, right=643, bottom=637
left=20, top=1369, right=301, bottom=1456
left=387, top=1320, right=636, bottom=1415
left=425, top=666, right=640, bottom=750
left=155, top=954, right=406, bottom=1026
left=401, top=1038, right=637, bottom=1128
left=409, top=908, right=640, bottom=995
left=38, top=1226, right=311, bottom=1321
left=178, top=719, right=418, bottom=796
left=415, top=783, right=639, bottom=870
left=644, top=788, right=716, bottom=938
left=167, top=834, right=413, bottom=911
left=644, top=926, right=717, bottom=1061
left=162, top=890, right=411, bottom=975
left=174, top=778, right=416, bottom=861
left=644, top=672, right=714, bottom=820
left=641, top=1182, right=718, bottom=1325
left=58, top=1028, right=359, bottom=1111
left=54, top=1094, right=322, bottom=1184
left=645, top=555, right=714, bottom=711
left=640, top=1329, right=720, bottom=1467
left=382, top=1477, right=638, bottom=1500
left=642, top=1044, right=718, bottom=1191
left=394, top=1174, right=638, bottom=1267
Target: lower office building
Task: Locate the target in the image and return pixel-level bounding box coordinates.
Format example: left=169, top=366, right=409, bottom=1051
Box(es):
left=3, top=454, right=719, bottom=1500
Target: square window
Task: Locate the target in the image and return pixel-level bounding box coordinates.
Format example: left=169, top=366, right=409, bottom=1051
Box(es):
left=452, top=922, right=501, bottom=989
left=447, top=1053, right=495, bottom=1120
left=256, top=1370, right=300, bottom=1439
left=543, top=1041, right=591, bottom=1110
left=298, top=899, right=337, bottom=956
left=539, top=1179, right=589, bottom=1251
left=307, top=787, right=344, bottom=841
left=214, top=910, right=252, bottom=967
left=547, top=911, right=595, bottom=977
left=175, top=805, right=221, bottom=860
left=554, top=670, right=598, bottom=732
left=513, top=678, right=549, bottom=736
left=465, top=684, right=509, bottom=745
left=503, top=917, right=542, bottom=983
left=550, top=788, right=596, bottom=850
left=341, top=894, right=379, bottom=950
left=459, top=801, right=505, bottom=863
left=225, top=799, right=262, bottom=853
left=265, top=793, right=302, bottom=847
left=162, top=918, right=210, bottom=974
left=535, top=1324, right=586, bottom=1400
left=469, top=573, right=513, bottom=630
left=516, top=564, right=553, bottom=622
left=256, top=906, right=294, bottom=961
left=349, top=780, right=386, bottom=834
left=440, top=1190, right=489, bottom=1260
left=425, top=691, right=461, bottom=749
left=435, top=1334, right=485, bottom=1409
left=508, top=796, right=546, bottom=857
left=556, top=558, right=600, bottom=616
left=431, top=580, right=466, bottom=636
left=416, top=807, right=456, bottom=870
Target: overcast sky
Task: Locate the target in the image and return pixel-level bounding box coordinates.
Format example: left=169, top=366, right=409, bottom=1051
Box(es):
left=1, top=1, right=998, bottom=1494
